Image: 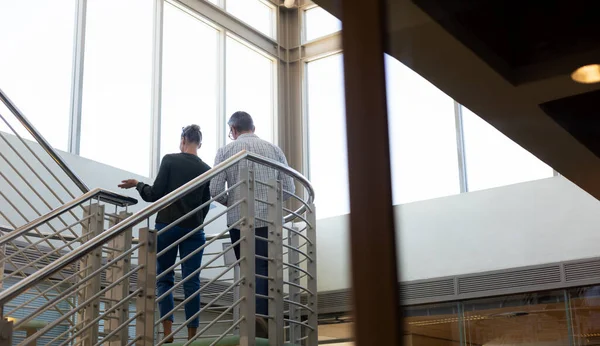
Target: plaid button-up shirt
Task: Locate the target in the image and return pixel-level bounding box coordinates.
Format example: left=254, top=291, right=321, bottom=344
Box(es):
left=210, top=134, right=295, bottom=228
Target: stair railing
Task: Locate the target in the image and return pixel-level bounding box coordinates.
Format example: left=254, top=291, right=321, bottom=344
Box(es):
left=0, top=150, right=317, bottom=346
left=0, top=88, right=138, bottom=345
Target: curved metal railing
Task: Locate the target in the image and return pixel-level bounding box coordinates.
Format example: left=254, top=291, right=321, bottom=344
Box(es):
left=0, top=150, right=317, bottom=346
left=0, top=87, right=89, bottom=194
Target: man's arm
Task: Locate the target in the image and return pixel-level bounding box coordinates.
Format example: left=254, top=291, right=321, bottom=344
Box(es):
left=210, top=149, right=228, bottom=205
left=136, top=156, right=170, bottom=202
left=276, top=147, right=295, bottom=201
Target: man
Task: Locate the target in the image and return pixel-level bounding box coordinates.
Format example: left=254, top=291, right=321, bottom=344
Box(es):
left=210, top=111, right=295, bottom=337
left=119, top=125, right=211, bottom=343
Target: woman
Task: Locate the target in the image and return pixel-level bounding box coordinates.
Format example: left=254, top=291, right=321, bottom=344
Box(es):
left=119, top=125, right=211, bottom=342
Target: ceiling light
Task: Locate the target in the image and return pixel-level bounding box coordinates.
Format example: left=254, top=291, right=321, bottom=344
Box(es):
left=571, top=64, right=600, bottom=84
left=283, top=0, right=296, bottom=8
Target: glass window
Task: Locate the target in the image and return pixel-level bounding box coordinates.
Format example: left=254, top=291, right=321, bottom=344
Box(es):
left=463, top=291, right=570, bottom=345
left=304, top=7, right=342, bottom=42
left=79, top=0, right=154, bottom=176
left=385, top=54, right=460, bottom=204
left=225, top=36, right=275, bottom=144
left=161, top=4, right=219, bottom=165
left=0, top=0, right=76, bottom=151
left=306, top=54, right=349, bottom=219
left=462, top=105, right=554, bottom=191
left=570, top=285, right=600, bottom=344
left=226, top=0, right=275, bottom=38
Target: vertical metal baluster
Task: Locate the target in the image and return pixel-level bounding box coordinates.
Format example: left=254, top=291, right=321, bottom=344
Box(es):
left=306, top=204, right=318, bottom=346
left=288, top=228, right=300, bottom=344
left=267, top=179, right=284, bottom=346
left=0, top=227, right=4, bottom=291
left=105, top=211, right=133, bottom=346
left=76, top=203, right=105, bottom=346
left=239, top=167, right=256, bottom=346
left=136, top=227, right=157, bottom=346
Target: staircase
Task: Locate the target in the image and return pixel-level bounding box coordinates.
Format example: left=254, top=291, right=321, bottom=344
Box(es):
left=0, top=88, right=318, bottom=346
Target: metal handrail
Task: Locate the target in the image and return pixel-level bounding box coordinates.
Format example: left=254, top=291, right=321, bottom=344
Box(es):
left=0, top=188, right=137, bottom=247
left=0, top=87, right=89, bottom=193
left=0, top=150, right=314, bottom=306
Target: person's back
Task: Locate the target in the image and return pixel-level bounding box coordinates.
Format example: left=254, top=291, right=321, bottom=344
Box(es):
left=210, top=111, right=294, bottom=338
left=212, top=133, right=294, bottom=227
left=118, top=124, right=211, bottom=342
left=148, top=152, right=211, bottom=229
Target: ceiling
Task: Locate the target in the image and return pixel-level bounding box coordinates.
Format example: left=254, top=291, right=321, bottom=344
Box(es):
left=312, top=0, right=600, bottom=201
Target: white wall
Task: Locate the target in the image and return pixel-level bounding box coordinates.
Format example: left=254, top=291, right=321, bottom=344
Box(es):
left=316, top=176, right=600, bottom=292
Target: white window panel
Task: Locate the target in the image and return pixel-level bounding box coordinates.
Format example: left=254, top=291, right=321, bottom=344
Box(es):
left=385, top=54, right=460, bottom=204
left=462, top=106, right=554, bottom=191
left=80, top=0, right=154, bottom=176
left=0, top=0, right=77, bottom=151
left=161, top=3, right=219, bottom=165
left=304, top=6, right=342, bottom=42
left=226, top=0, right=275, bottom=38
left=225, top=36, right=275, bottom=144
left=306, top=53, right=350, bottom=219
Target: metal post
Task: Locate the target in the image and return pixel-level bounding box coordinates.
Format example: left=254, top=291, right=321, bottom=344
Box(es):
left=239, top=167, right=256, bottom=346
left=136, top=228, right=157, bottom=346
left=287, top=228, right=300, bottom=344
left=149, top=0, right=164, bottom=177
left=223, top=242, right=240, bottom=335
left=306, top=204, right=318, bottom=346
left=0, top=318, right=12, bottom=346
left=0, top=234, right=4, bottom=291
left=77, top=203, right=104, bottom=346
left=105, top=211, right=133, bottom=346
left=267, top=180, right=284, bottom=346
left=68, top=0, right=87, bottom=155
left=341, top=0, right=402, bottom=345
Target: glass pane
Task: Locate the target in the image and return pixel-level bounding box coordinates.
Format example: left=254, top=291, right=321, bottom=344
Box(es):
left=304, top=6, right=342, bottom=42
left=306, top=54, right=349, bottom=219
left=225, top=37, right=275, bottom=144
left=318, top=319, right=352, bottom=344
left=161, top=4, right=219, bottom=165
left=404, top=303, right=462, bottom=345
left=226, top=0, right=274, bottom=38
left=80, top=0, right=154, bottom=176
left=0, top=0, right=76, bottom=150
left=570, top=286, right=600, bottom=344
left=385, top=54, right=460, bottom=204
left=462, top=106, right=554, bottom=191
left=463, top=291, right=570, bottom=345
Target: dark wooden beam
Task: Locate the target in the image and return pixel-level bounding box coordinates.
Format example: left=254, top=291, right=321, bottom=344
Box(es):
left=340, top=0, right=402, bottom=345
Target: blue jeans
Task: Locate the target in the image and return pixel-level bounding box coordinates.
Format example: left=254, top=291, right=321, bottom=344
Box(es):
left=230, top=227, right=269, bottom=316
left=155, top=223, right=206, bottom=328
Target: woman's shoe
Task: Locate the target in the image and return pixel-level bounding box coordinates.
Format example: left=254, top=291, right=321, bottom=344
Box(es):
left=188, top=327, right=198, bottom=341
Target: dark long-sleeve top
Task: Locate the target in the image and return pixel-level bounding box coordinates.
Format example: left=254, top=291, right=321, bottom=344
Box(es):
left=136, top=153, right=212, bottom=230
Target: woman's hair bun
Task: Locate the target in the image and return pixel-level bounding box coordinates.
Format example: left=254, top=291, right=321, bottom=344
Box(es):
left=182, top=124, right=202, bottom=144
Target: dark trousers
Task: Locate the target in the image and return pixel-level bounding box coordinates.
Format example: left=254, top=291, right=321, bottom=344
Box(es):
left=230, top=227, right=269, bottom=316
left=155, top=223, right=206, bottom=328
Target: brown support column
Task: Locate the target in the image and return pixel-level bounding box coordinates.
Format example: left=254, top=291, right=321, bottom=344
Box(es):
left=340, top=0, right=402, bottom=345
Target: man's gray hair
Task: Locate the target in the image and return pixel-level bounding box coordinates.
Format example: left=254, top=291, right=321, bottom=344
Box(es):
left=228, top=111, right=255, bottom=132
